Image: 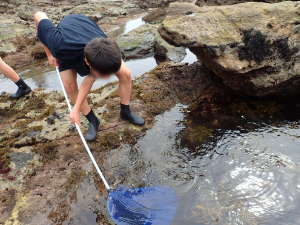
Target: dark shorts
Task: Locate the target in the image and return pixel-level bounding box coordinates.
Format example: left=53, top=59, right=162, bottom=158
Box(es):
left=58, top=60, right=90, bottom=76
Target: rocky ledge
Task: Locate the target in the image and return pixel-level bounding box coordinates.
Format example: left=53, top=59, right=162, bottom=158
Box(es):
left=159, top=1, right=300, bottom=97
left=2, top=60, right=300, bottom=224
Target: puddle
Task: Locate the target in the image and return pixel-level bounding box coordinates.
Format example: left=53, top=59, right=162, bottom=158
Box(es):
left=123, top=17, right=145, bottom=34
left=182, top=49, right=198, bottom=64
left=0, top=56, right=157, bottom=93
left=63, top=176, right=104, bottom=225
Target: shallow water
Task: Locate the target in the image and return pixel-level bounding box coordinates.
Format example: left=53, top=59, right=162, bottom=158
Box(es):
left=0, top=49, right=196, bottom=94
left=123, top=17, right=145, bottom=34
left=0, top=56, right=157, bottom=93
left=103, top=104, right=300, bottom=225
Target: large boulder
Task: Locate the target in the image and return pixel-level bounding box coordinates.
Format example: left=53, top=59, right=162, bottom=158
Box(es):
left=134, top=0, right=194, bottom=9
left=159, top=1, right=300, bottom=97
left=195, top=0, right=288, bottom=7
left=143, top=2, right=202, bottom=24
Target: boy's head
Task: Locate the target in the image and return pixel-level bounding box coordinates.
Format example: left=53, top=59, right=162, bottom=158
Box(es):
left=84, top=38, right=122, bottom=78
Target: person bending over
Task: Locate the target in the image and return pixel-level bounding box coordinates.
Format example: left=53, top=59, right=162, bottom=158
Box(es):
left=0, top=57, right=31, bottom=98
left=34, top=12, right=145, bottom=142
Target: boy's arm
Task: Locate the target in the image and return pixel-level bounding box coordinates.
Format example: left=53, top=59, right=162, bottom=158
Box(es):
left=44, top=46, right=58, bottom=67
left=70, top=76, right=96, bottom=124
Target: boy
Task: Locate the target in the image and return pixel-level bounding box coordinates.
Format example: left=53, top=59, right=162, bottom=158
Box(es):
left=34, top=13, right=145, bottom=142
left=0, top=57, right=31, bottom=98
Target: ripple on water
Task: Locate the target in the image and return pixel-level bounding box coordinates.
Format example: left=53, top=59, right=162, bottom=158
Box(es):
left=104, top=106, right=300, bottom=225
left=175, top=124, right=300, bottom=225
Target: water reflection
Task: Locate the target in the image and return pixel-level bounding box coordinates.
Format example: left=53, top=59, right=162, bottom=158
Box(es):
left=123, top=17, right=145, bottom=34
left=104, top=104, right=300, bottom=225
left=182, top=49, right=198, bottom=64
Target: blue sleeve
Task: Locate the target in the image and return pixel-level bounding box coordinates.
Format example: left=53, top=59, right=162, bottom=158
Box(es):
left=37, top=19, right=56, bottom=48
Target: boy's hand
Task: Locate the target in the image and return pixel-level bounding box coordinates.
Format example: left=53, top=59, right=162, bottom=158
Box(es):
left=48, top=56, right=58, bottom=67
left=70, top=108, right=80, bottom=124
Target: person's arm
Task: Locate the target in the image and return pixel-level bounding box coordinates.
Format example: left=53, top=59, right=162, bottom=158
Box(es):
left=70, top=76, right=96, bottom=124
left=44, top=46, right=58, bottom=67
left=116, top=61, right=132, bottom=105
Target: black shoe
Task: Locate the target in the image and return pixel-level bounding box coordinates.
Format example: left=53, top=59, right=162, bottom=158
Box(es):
left=11, top=86, right=31, bottom=99
left=85, top=110, right=100, bottom=142
left=121, top=111, right=145, bottom=126
left=11, top=79, right=31, bottom=99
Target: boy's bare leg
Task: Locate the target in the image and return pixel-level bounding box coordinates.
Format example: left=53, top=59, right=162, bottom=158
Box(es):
left=0, top=57, right=31, bottom=98
left=59, top=69, right=91, bottom=115
left=116, top=62, right=145, bottom=126
left=60, top=69, right=99, bottom=141
left=0, top=57, right=20, bottom=82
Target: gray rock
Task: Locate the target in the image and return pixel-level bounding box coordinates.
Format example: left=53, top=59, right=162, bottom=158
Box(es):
left=160, top=1, right=300, bottom=97
left=117, top=23, right=186, bottom=62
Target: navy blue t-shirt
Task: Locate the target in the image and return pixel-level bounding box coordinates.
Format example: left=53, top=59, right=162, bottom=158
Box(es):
left=38, top=14, right=107, bottom=76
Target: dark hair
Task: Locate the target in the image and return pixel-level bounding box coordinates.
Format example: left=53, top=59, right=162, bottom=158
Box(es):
left=84, top=38, right=122, bottom=75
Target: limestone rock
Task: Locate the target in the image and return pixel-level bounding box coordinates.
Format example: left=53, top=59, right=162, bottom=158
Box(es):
left=160, top=1, right=300, bottom=96
left=143, top=2, right=201, bottom=24
left=117, top=24, right=158, bottom=59
left=154, top=33, right=186, bottom=63
left=195, top=0, right=288, bottom=7
left=135, top=0, right=195, bottom=9
left=0, top=16, right=32, bottom=56
left=117, top=23, right=186, bottom=62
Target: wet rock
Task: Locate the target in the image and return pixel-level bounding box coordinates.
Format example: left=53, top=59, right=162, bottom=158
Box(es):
left=117, top=23, right=186, bottom=62
left=30, top=43, right=47, bottom=60
left=154, top=29, right=186, bottom=63
left=0, top=189, right=16, bottom=223
left=143, top=8, right=167, bottom=24
left=117, top=24, right=158, bottom=59
left=143, top=2, right=201, bottom=24
left=17, top=5, right=36, bottom=21
left=134, top=0, right=194, bottom=9
left=9, top=152, right=34, bottom=169
left=63, top=3, right=104, bottom=22
left=0, top=16, right=33, bottom=57
left=160, top=1, right=300, bottom=97
left=195, top=0, right=288, bottom=7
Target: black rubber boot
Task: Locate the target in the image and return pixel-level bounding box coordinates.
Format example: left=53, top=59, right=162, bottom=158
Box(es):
left=120, top=104, right=145, bottom=126
left=85, top=110, right=100, bottom=142
left=11, top=79, right=31, bottom=99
